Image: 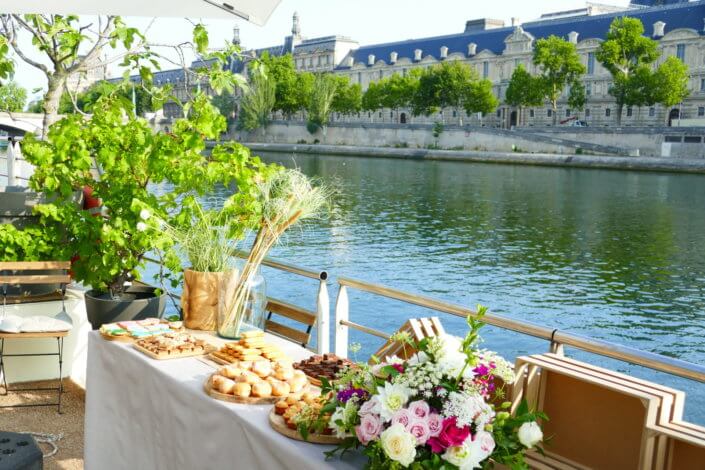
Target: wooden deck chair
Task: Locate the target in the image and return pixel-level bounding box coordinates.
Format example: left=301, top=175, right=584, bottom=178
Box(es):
left=651, top=423, right=705, bottom=470
left=371, top=317, right=445, bottom=363
left=534, top=353, right=687, bottom=470
left=264, top=298, right=316, bottom=348
left=515, top=355, right=662, bottom=470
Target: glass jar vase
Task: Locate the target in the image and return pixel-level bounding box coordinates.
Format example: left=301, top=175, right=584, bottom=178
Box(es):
left=217, top=264, right=267, bottom=339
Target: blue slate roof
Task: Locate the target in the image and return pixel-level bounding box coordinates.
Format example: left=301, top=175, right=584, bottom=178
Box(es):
left=336, top=0, right=705, bottom=69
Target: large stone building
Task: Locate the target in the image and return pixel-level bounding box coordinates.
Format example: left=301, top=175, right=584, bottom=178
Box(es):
left=127, top=0, right=705, bottom=128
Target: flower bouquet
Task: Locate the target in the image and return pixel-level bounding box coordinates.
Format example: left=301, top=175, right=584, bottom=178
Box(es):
left=310, top=306, right=546, bottom=469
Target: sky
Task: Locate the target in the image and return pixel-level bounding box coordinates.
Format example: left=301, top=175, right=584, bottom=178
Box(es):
left=7, top=0, right=632, bottom=102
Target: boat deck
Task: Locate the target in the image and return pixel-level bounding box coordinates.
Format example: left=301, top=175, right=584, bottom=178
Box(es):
left=0, top=379, right=85, bottom=469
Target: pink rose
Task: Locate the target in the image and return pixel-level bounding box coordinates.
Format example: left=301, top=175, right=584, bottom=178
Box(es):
left=427, top=416, right=471, bottom=453
left=391, top=408, right=412, bottom=429
left=359, top=398, right=381, bottom=417
left=408, top=400, right=430, bottom=420
left=355, top=413, right=383, bottom=445
left=474, top=430, right=496, bottom=459
left=427, top=413, right=443, bottom=438
left=408, top=420, right=431, bottom=445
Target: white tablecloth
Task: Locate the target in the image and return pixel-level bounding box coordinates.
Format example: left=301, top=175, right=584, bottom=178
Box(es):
left=84, top=331, right=363, bottom=470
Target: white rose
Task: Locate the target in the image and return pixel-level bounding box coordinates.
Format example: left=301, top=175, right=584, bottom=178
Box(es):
left=517, top=421, right=543, bottom=449
left=442, top=438, right=485, bottom=470
left=136, top=222, right=147, bottom=232
left=380, top=423, right=416, bottom=467
left=472, top=430, right=496, bottom=461
left=377, top=382, right=412, bottom=421
left=331, top=406, right=352, bottom=439
left=139, top=209, right=151, bottom=220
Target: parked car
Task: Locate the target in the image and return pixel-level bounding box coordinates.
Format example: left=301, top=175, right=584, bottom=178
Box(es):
left=569, top=120, right=589, bottom=127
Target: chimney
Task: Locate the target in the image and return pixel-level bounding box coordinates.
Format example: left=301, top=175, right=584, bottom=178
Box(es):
left=368, top=54, right=376, bottom=66
left=467, top=43, right=477, bottom=56
left=568, top=31, right=579, bottom=44
left=292, top=11, right=301, bottom=37
left=440, top=46, right=448, bottom=59
left=390, top=51, right=398, bottom=64
left=511, top=17, right=520, bottom=26
left=414, top=49, right=423, bottom=61
left=653, top=21, right=666, bottom=38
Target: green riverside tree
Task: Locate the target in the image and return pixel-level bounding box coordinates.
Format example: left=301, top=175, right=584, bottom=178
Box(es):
left=412, top=61, right=497, bottom=125
left=305, top=73, right=338, bottom=135
left=260, top=52, right=302, bottom=118
left=596, top=17, right=660, bottom=125
left=362, top=80, right=384, bottom=119
left=568, top=81, right=587, bottom=118
left=331, top=75, right=362, bottom=116
left=652, top=56, right=690, bottom=124
left=0, top=80, right=27, bottom=111
left=238, top=65, right=276, bottom=136
left=379, top=72, right=419, bottom=122
left=505, top=64, right=544, bottom=126
left=533, top=35, right=586, bottom=126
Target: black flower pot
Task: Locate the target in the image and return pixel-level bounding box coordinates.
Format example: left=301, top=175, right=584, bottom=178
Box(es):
left=85, top=286, right=167, bottom=330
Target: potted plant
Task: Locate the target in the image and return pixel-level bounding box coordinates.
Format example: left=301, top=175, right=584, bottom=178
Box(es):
left=160, top=202, right=239, bottom=331
left=21, top=87, right=273, bottom=329
left=218, top=168, right=329, bottom=338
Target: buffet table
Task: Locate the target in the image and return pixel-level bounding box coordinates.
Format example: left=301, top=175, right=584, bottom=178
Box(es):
left=84, top=331, right=362, bottom=470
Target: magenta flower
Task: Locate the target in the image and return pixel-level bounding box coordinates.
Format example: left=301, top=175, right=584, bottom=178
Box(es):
left=427, top=416, right=471, bottom=453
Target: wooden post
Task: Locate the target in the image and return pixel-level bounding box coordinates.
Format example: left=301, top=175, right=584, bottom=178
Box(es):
left=334, top=285, right=349, bottom=358
left=316, top=275, right=330, bottom=354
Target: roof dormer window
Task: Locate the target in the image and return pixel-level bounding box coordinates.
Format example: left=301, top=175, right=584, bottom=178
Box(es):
left=440, top=46, right=448, bottom=59
left=414, top=49, right=423, bottom=61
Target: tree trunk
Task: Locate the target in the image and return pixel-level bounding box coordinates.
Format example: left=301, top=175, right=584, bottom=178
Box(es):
left=616, top=103, right=624, bottom=126
left=42, top=75, right=66, bottom=138
left=457, top=107, right=463, bottom=126
left=552, top=100, right=558, bottom=126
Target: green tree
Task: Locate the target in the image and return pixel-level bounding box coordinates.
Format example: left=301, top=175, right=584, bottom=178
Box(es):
left=238, top=65, right=276, bottom=135
left=331, top=75, right=362, bottom=115
left=378, top=72, right=419, bottom=122
left=0, top=80, right=27, bottom=111
left=260, top=52, right=302, bottom=118
left=212, top=92, right=237, bottom=122
left=505, top=65, right=543, bottom=126
left=533, top=35, right=586, bottom=125
left=596, top=17, right=660, bottom=125
left=0, top=35, right=14, bottom=85
left=362, top=80, right=384, bottom=115
left=305, top=73, right=338, bottom=134
left=0, top=14, right=143, bottom=136
left=652, top=56, right=689, bottom=124
left=412, top=61, right=497, bottom=125
left=567, top=81, right=587, bottom=116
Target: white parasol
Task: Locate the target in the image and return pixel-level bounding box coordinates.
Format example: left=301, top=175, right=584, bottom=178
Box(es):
left=0, top=0, right=282, bottom=25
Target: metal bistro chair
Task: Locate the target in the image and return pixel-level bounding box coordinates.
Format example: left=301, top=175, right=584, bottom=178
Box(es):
left=0, top=261, right=72, bottom=413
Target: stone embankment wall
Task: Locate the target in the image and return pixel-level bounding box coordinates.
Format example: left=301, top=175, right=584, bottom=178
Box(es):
left=244, top=143, right=705, bottom=175
left=233, top=121, right=637, bottom=156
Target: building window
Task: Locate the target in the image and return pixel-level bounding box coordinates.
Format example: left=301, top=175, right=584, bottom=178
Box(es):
left=357, top=72, right=362, bottom=84
left=529, top=109, right=535, bottom=118
left=627, top=107, right=633, bottom=117
left=547, top=109, right=552, bottom=117
left=586, top=83, right=592, bottom=96
left=514, top=58, right=520, bottom=67
left=496, top=109, right=501, bottom=117
left=699, top=107, right=705, bottom=117
left=585, top=108, right=590, bottom=117
left=317, top=56, right=321, bottom=66
left=649, top=107, right=655, bottom=117
left=390, top=111, right=394, bottom=118
left=701, top=78, right=705, bottom=91
left=326, top=55, right=330, bottom=65
left=379, top=70, right=383, bottom=80
left=566, top=109, right=571, bottom=117
left=379, top=112, right=382, bottom=118
left=605, top=108, right=611, bottom=117
left=587, top=52, right=595, bottom=75
left=676, top=44, right=686, bottom=62
left=483, top=61, right=489, bottom=78
left=453, top=110, right=457, bottom=117
left=308, top=57, right=313, bottom=67
left=402, top=68, right=407, bottom=76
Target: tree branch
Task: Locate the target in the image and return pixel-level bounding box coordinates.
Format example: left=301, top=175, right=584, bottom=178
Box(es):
left=0, top=16, right=50, bottom=73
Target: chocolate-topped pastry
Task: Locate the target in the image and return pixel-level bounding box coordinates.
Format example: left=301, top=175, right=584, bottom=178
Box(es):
left=293, top=354, right=356, bottom=382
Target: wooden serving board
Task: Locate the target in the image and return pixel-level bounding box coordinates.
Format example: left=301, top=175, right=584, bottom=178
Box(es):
left=208, top=352, right=237, bottom=365
left=268, top=409, right=343, bottom=445
left=100, top=331, right=134, bottom=343
left=203, top=374, right=279, bottom=405
left=133, top=342, right=215, bottom=360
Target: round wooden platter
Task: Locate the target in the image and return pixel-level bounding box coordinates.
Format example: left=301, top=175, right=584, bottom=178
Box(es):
left=204, top=374, right=280, bottom=405
left=100, top=331, right=134, bottom=343
left=268, top=409, right=344, bottom=445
